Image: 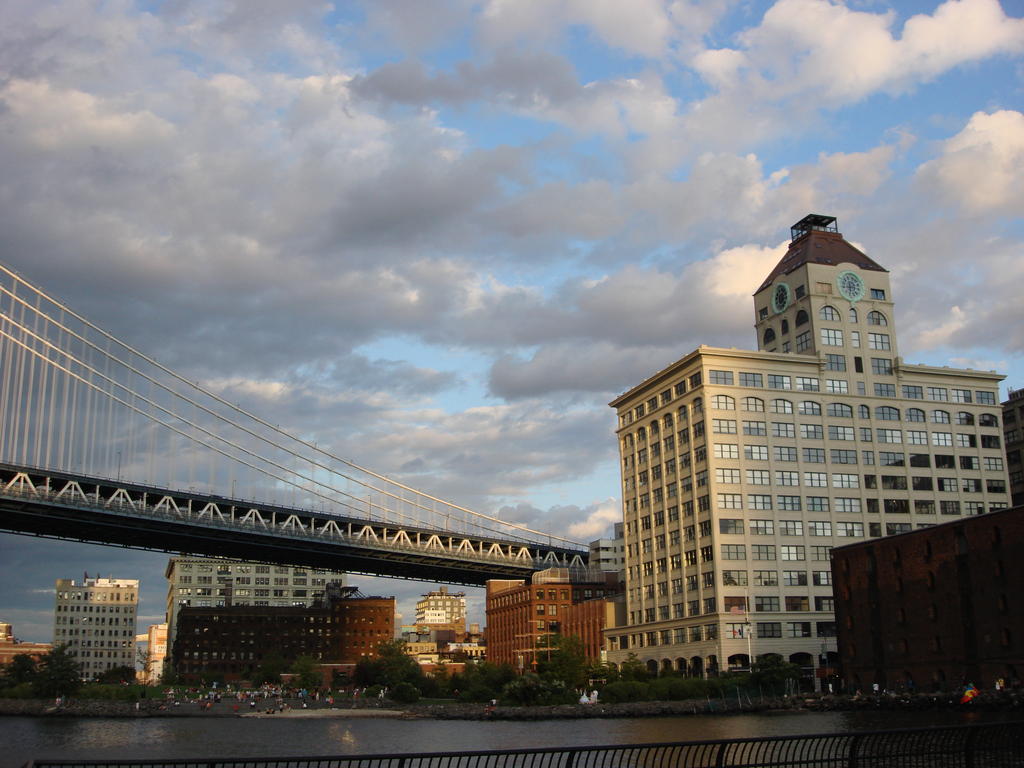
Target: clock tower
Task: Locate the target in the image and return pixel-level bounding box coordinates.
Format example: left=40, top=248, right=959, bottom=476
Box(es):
left=753, top=215, right=898, bottom=388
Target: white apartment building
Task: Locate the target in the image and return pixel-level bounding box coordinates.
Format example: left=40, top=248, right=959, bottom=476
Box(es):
left=606, top=215, right=1009, bottom=685
left=164, top=557, right=346, bottom=657
left=414, top=586, right=467, bottom=632
left=53, top=575, right=138, bottom=679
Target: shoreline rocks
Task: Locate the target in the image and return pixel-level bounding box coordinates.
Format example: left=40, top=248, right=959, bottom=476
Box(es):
left=2, top=690, right=1021, bottom=720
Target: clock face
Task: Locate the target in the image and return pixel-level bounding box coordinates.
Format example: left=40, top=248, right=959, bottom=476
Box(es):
left=772, top=282, right=791, bottom=314
left=837, top=270, right=865, bottom=303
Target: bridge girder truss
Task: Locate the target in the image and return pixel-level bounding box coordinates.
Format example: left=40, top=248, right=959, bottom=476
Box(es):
left=0, top=464, right=588, bottom=586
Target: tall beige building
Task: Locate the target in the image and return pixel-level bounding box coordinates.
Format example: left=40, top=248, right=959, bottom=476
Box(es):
left=414, top=586, right=467, bottom=633
left=607, top=215, right=1009, bottom=685
left=164, top=557, right=346, bottom=659
left=53, top=575, right=139, bottom=679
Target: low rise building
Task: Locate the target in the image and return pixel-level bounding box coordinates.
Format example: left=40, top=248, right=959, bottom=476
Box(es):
left=164, top=556, right=346, bottom=661
left=832, top=505, right=1024, bottom=691
left=0, top=622, right=52, bottom=668
left=485, top=568, right=620, bottom=670
left=171, top=585, right=394, bottom=683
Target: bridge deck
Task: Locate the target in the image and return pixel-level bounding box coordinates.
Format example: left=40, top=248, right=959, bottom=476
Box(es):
left=0, top=463, right=588, bottom=585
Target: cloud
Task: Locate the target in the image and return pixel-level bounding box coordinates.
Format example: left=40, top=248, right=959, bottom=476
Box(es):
left=917, top=110, right=1024, bottom=215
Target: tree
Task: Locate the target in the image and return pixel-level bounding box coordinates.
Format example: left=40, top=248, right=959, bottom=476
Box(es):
left=749, top=655, right=800, bottom=691
left=618, top=653, right=649, bottom=682
left=2, top=654, right=38, bottom=687
left=252, top=651, right=288, bottom=686
left=355, top=640, right=422, bottom=689
left=96, top=665, right=136, bottom=685
left=537, top=635, right=589, bottom=689
left=290, top=655, right=322, bottom=690
left=33, top=645, right=82, bottom=698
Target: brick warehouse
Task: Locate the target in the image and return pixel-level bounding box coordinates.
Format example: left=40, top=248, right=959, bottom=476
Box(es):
left=172, top=585, right=394, bottom=682
left=832, top=505, right=1024, bottom=692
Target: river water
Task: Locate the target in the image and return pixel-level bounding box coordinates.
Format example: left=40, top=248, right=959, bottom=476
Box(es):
left=3, top=709, right=1017, bottom=768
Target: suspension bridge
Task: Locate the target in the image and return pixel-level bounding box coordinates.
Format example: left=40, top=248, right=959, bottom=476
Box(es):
left=0, top=263, right=587, bottom=585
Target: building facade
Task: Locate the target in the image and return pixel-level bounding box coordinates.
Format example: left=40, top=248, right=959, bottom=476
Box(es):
left=414, top=586, right=467, bottom=634
left=0, top=622, right=52, bottom=668
left=485, top=568, right=620, bottom=670
left=172, top=585, right=394, bottom=682
left=53, top=575, right=138, bottom=679
left=163, top=556, right=346, bottom=659
left=1001, top=389, right=1024, bottom=507
left=588, top=523, right=626, bottom=579
left=833, top=505, right=1024, bottom=691
left=607, top=215, right=1009, bottom=684
left=138, top=623, right=167, bottom=684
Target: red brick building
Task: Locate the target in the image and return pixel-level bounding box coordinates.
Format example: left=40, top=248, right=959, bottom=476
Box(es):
left=832, top=506, right=1024, bottom=692
left=485, top=568, right=619, bottom=670
left=172, top=585, right=394, bottom=683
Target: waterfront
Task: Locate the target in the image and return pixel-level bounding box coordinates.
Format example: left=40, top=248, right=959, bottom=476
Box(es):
left=4, top=709, right=1018, bottom=768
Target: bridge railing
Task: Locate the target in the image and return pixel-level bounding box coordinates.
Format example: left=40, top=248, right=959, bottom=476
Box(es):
left=20, top=721, right=1024, bottom=768
left=0, top=474, right=585, bottom=570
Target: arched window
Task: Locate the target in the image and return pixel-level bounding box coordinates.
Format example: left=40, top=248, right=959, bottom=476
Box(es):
left=763, top=328, right=776, bottom=345
left=692, top=397, right=703, bottom=415
left=781, top=319, right=790, bottom=335
left=742, top=396, right=765, bottom=412
left=663, top=413, right=674, bottom=428
left=677, top=406, right=688, bottom=422
left=980, top=413, right=999, bottom=427
left=956, top=411, right=975, bottom=425
left=828, top=403, right=853, bottom=418
left=849, top=307, right=858, bottom=323
left=858, top=404, right=870, bottom=419
left=650, top=420, right=660, bottom=434
left=906, top=408, right=925, bottom=423
left=819, top=305, right=840, bottom=321
left=712, top=394, right=735, bottom=410
left=799, top=401, right=821, bottom=416
left=771, top=399, right=793, bottom=414
left=876, top=406, right=900, bottom=421
left=795, top=309, right=809, bottom=326
left=637, top=427, right=646, bottom=441
left=931, top=410, right=950, bottom=424
left=867, top=311, right=887, bottom=326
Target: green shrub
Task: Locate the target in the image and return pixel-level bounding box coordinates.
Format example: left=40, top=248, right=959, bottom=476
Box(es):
left=599, top=680, right=650, bottom=703
left=0, top=682, right=35, bottom=699
left=390, top=682, right=420, bottom=704
left=500, top=674, right=575, bottom=706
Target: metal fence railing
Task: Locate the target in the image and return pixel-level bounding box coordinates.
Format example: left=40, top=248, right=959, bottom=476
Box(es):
left=23, top=720, right=1024, bottom=768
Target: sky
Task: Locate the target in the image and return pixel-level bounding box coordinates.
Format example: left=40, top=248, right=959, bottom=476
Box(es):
left=1, top=0, right=1023, bottom=644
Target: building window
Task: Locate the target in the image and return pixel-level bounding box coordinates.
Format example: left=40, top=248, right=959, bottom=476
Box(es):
left=867, top=333, right=891, bottom=351
left=820, top=328, right=843, bottom=346
left=767, top=375, right=791, bottom=390
left=871, top=358, right=893, bottom=375
left=743, top=420, right=767, bottom=436
left=709, top=370, right=734, bottom=385
left=755, top=596, right=780, bottom=612
left=742, top=396, right=765, bottom=412
left=721, top=544, right=746, bottom=560
left=772, top=422, right=796, bottom=438
left=795, top=331, right=811, bottom=352
left=739, top=372, right=763, bottom=387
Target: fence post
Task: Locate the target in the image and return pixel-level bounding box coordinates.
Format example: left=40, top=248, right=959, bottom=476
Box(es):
left=715, top=742, right=728, bottom=768
left=964, top=725, right=977, bottom=768
left=847, top=734, right=861, bottom=768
